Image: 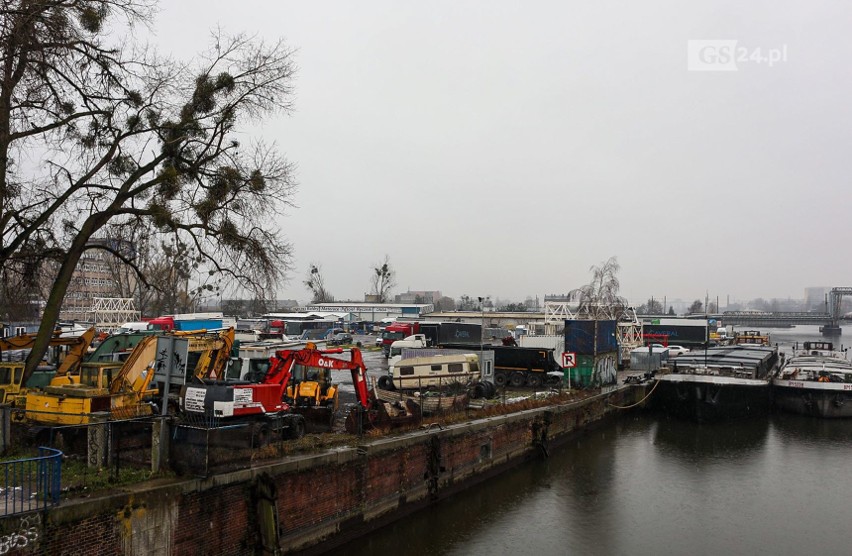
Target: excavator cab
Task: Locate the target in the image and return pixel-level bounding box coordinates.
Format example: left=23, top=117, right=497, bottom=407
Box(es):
left=72, top=363, right=117, bottom=391
left=285, top=362, right=339, bottom=429
left=0, top=364, right=25, bottom=405
left=287, top=364, right=333, bottom=405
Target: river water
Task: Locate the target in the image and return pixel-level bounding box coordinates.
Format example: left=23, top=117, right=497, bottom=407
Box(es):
left=345, top=326, right=852, bottom=556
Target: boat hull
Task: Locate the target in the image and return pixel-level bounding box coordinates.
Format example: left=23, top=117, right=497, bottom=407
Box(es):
left=772, top=380, right=852, bottom=418
left=651, top=375, right=771, bottom=422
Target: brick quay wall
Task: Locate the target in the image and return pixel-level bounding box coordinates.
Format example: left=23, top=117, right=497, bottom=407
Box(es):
left=0, top=384, right=647, bottom=555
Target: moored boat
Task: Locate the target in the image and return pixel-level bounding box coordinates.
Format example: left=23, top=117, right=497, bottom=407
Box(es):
left=650, top=345, right=781, bottom=422
left=733, top=330, right=771, bottom=346
left=772, top=341, right=852, bottom=418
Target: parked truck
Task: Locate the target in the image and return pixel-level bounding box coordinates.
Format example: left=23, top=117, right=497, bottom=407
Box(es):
left=388, top=334, right=429, bottom=359
left=149, top=312, right=224, bottom=332
left=491, top=346, right=563, bottom=388
left=419, top=322, right=482, bottom=349
left=380, top=322, right=422, bottom=356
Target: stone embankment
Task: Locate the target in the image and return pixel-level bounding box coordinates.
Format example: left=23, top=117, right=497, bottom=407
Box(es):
left=0, top=384, right=647, bottom=555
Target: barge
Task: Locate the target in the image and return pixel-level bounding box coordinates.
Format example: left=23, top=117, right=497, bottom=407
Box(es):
left=650, top=345, right=781, bottom=422
left=773, top=341, right=852, bottom=418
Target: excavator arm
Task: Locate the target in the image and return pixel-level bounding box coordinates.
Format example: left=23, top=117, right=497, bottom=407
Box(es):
left=273, top=347, right=371, bottom=409
left=109, top=336, right=158, bottom=395
left=174, top=328, right=236, bottom=380
left=55, top=328, right=97, bottom=377
left=0, top=327, right=96, bottom=387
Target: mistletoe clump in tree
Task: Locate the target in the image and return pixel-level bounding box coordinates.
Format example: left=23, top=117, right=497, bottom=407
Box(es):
left=0, top=1, right=297, bottom=383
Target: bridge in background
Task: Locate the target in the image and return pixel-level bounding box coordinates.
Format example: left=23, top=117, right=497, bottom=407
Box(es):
left=718, top=287, right=852, bottom=335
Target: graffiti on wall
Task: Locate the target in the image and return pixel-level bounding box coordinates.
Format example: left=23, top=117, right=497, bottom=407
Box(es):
left=593, top=355, right=618, bottom=387
left=0, top=513, right=41, bottom=554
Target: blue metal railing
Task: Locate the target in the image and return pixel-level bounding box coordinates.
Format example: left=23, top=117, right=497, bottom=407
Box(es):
left=0, top=447, right=62, bottom=516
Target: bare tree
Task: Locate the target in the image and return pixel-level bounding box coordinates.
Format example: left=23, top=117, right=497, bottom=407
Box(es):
left=304, top=263, right=333, bottom=304
left=1, top=2, right=297, bottom=382
left=369, top=255, right=395, bottom=303
left=457, top=295, right=476, bottom=311
left=688, top=300, right=704, bottom=314
left=570, top=256, right=627, bottom=320
left=637, top=298, right=663, bottom=315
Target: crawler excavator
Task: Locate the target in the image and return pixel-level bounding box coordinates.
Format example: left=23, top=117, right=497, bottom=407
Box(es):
left=179, top=343, right=420, bottom=441
left=24, top=328, right=236, bottom=425
left=0, top=327, right=96, bottom=406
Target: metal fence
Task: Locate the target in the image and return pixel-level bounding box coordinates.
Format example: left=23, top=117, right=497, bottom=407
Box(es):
left=171, top=422, right=256, bottom=477
left=0, top=447, right=62, bottom=516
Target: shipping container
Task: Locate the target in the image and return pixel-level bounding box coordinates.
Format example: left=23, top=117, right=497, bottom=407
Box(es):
left=564, top=320, right=618, bottom=355
left=568, top=352, right=619, bottom=388
left=419, top=322, right=482, bottom=348
left=642, top=319, right=708, bottom=347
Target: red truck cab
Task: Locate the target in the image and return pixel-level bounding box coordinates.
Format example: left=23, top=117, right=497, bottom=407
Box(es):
left=148, top=316, right=175, bottom=331
left=381, top=322, right=420, bottom=356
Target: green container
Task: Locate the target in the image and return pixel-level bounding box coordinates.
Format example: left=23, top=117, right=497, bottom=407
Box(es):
left=568, top=354, right=596, bottom=387
left=567, top=353, right=619, bottom=388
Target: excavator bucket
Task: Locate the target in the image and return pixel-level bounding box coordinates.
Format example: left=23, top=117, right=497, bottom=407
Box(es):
left=294, top=405, right=336, bottom=432
left=344, top=398, right=422, bottom=435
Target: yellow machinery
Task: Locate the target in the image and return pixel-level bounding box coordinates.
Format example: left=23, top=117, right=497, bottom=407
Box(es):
left=24, top=328, right=235, bottom=425
left=25, top=334, right=160, bottom=425
left=177, top=327, right=235, bottom=380
left=284, top=343, right=341, bottom=428
left=0, top=327, right=96, bottom=406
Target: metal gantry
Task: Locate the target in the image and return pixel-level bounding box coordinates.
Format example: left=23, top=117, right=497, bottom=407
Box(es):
left=829, top=287, right=852, bottom=326
left=87, top=297, right=140, bottom=330
left=616, top=307, right=643, bottom=359
left=543, top=301, right=576, bottom=335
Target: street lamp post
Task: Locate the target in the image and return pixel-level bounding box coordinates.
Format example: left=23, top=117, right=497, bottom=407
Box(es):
left=478, top=296, right=489, bottom=375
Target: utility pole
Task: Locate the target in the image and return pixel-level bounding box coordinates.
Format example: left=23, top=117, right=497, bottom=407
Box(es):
left=478, top=296, right=488, bottom=372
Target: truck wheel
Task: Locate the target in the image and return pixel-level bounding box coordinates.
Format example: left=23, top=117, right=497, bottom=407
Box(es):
left=377, top=375, right=392, bottom=390
left=494, top=371, right=508, bottom=387
left=469, top=382, right=486, bottom=399
left=509, top=372, right=525, bottom=388
left=527, top=374, right=543, bottom=388
left=286, top=416, right=306, bottom=440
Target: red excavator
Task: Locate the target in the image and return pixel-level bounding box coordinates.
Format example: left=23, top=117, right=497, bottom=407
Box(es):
left=179, top=344, right=419, bottom=441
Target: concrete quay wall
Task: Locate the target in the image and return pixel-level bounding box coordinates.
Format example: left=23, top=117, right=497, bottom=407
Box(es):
left=0, top=385, right=646, bottom=555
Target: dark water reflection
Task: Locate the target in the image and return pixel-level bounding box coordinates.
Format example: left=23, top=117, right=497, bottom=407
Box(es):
left=343, top=327, right=852, bottom=556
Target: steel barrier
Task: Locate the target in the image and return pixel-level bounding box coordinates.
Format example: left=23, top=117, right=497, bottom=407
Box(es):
left=0, top=447, right=62, bottom=516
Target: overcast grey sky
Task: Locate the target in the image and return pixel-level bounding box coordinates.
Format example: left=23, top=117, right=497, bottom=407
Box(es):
left=155, top=1, right=850, bottom=305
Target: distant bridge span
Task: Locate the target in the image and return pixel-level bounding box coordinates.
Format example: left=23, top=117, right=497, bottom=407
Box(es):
left=719, top=312, right=834, bottom=327
left=719, top=287, right=852, bottom=334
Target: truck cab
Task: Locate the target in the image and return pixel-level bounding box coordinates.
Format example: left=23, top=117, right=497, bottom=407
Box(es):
left=389, top=334, right=429, bottom=358
left=381, top=322, right=421, bottom=356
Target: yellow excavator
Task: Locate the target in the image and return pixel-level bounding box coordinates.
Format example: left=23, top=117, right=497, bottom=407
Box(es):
left=25, top=328, right=235, bottom=425
left=179, top=327, right=235, bottom=381
left=0, top=327, right=97, bottom=406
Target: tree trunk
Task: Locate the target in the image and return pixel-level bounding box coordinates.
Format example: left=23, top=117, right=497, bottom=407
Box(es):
left=23, top=215, right=106, bottom=385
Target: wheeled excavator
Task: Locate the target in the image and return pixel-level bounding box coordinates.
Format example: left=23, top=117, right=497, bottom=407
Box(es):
left=179, top=343, right=420, bottom=441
